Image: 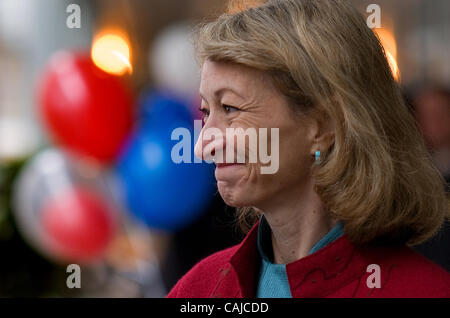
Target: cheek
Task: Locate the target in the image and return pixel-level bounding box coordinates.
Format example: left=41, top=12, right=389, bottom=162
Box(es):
left=216, top=111, right=312, bottom=204
left=280, top=145, right=311, bottom=179
left=243, top=135, right=310, bottom=195
left=255, top=127, right=312, bottom=188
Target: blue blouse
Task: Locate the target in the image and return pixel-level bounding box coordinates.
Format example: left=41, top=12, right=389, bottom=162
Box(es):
left=256, top=216, right=344, bottom=298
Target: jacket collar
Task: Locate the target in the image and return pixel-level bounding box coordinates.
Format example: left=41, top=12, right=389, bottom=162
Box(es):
left=229, top=220, right=261, bottom=298
left=229, top=219, right=364, bottom=298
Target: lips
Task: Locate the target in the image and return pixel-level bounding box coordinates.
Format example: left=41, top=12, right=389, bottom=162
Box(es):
left=216, top=163, right=244, bottom=168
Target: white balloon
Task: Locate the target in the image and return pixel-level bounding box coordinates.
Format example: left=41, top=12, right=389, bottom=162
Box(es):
left=12, top=149, right=70, bottom=261
left=150, top=23, right=201, bottom=100
left=12, top=148, right=119, bottom=263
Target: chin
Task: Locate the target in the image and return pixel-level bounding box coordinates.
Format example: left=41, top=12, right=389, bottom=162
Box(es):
left=217, top=181, right=247, bottom=207
left=215, top=164, right=261, bottom=207
left=217, top=180, right=260, bottom=208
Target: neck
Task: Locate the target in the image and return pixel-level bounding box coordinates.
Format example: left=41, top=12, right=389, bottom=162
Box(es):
left=257, top=178, right=337, bottom=264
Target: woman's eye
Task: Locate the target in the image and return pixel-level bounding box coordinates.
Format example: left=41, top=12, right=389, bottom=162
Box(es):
left=199, top=107, right=209, bottom=116
left=199, top=107, right=210, bottom=123
left=223, top=104, right=239, bottom=113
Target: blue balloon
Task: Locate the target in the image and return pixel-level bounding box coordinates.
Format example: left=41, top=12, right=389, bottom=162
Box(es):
left=116, top=92, right=215, bottom=231
left=139, top=90, right=194, bottom=127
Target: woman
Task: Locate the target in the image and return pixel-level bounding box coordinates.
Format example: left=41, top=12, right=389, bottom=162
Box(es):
left=168, top=0, right=450, bottom=298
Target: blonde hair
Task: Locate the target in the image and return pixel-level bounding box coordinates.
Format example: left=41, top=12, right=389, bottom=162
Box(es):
left=194, top=0, right=450, bottom=246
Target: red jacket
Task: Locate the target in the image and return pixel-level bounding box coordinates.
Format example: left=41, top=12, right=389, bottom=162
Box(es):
left=167, top=221, right=450, bottom=298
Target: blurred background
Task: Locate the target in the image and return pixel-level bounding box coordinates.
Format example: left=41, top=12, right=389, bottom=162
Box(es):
left=0, top=0, right=448, bottom=297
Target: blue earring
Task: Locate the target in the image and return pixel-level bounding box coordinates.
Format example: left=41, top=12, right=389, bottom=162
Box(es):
left=315, top=150, right=321, bottom=165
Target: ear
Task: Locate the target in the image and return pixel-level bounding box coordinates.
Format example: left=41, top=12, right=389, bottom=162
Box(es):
left=309, top=111, right=335, bottom=156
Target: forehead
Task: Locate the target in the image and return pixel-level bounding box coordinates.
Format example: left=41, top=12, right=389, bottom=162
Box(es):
left=199, top=60, right=272, bottom=96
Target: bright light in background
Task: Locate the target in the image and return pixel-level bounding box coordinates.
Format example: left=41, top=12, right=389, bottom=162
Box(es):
left=91, top=32, right=132, bottom=75
left=385, top=51, right=400, bottom=81
left=375, top=28, right=400, bottom=81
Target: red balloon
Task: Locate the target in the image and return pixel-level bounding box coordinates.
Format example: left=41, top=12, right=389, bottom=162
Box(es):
left=41, top=187, right=116, bottom=262
left=37, top=51, right=134, bottom=163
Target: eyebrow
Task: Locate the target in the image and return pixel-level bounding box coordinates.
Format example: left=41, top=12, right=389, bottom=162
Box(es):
left=200, top=87, right=245, bottom=104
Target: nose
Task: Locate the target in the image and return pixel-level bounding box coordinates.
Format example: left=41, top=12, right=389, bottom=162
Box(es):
left=194, top=127, right=227, bottom=163
left=194, top=115, right=227, bottom=163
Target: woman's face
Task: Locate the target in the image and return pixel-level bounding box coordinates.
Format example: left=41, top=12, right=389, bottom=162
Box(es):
left=195, top=60, right=319, bottom=210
